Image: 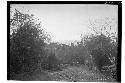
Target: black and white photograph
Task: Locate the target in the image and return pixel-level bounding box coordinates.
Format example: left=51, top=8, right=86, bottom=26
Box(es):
left=8, top=1, right=121, bottom=82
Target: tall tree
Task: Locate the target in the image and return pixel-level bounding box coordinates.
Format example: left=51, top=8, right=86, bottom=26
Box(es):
left=10, top=9, right=50, bottom=74
left=81, top=18, right=118, bottom=79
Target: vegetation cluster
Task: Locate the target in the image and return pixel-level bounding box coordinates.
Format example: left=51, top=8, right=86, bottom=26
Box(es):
left=9, top=9, right=118, bottom=81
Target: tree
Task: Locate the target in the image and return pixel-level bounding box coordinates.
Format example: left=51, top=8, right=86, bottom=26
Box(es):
left=81, top=18, right=118, bottom=79
left=10, top=9, right=50, bottom=74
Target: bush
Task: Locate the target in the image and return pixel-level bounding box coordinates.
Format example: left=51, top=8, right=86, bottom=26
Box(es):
left=83, top=34, right=117, bottom=79
left=10, top=9, right=49, bottom=74
left=41, top=49, right=61, bottom=71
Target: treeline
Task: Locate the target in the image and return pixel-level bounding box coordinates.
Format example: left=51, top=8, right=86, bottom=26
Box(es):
left=9, top=9, right=118, bottom=80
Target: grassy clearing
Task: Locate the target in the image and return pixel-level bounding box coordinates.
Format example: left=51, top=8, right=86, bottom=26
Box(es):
left=10, top=65, right=115, bottom=82
left=49, top=66, right=116, bottom=82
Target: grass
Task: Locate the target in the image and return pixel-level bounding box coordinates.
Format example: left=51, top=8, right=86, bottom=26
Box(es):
left=9, top=65, right=116, bottom=82
left=10, top=69, right=51, bottom=81
left=49, top=65, right=116, bottom=82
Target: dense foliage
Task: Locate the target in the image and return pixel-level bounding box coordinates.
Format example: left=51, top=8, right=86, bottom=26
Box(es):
left=9, top=9, right=118, bottom=81
left=82, top=18, right=118, bottom=80
left=10, top=9, right=50, bottom=74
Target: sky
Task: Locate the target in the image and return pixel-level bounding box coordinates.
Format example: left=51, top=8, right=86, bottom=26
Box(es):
left=11, top=4, right=118, bottom=42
